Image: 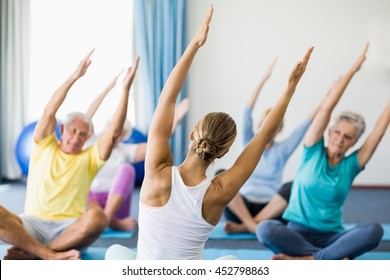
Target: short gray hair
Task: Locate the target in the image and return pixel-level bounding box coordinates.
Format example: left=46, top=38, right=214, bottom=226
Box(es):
left=63, top=112, right=94, bottom=137
left=333, top=111, right=366, bottom=141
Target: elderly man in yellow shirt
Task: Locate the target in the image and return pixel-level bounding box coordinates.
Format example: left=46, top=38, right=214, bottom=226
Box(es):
left=0, top=50, right=139, bottom=260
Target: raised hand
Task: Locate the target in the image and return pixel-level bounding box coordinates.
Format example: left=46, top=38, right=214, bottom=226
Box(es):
left=262, top=56, right=278, bottom=81
left=107, top=69, right=124, bottom=91
left=287, top=46, right=314, bottom=89
left=247, top=57, right=278, bottom=108
left=350, top=42, right=369, bottom=73
left=72, top=49, right=94, bottom=80
left=123, top=56, right=140, bottom=92
left=190, top=5, right=213, bottom=48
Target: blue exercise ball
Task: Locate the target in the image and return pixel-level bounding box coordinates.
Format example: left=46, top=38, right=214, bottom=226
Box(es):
left=122, top=128, right=147, bottom=185
left=15, top=121, right=61, bottom=176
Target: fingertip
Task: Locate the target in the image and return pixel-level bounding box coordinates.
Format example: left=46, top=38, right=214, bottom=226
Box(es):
left=207, top=4, right=214, bottom=21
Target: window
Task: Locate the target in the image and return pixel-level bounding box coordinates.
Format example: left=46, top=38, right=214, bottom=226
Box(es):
left=29, top=0, right=134, bottom=133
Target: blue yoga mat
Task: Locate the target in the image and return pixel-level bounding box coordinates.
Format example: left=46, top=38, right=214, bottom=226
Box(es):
left=203, top=248, right=272, bottom=260
left=203, top=248, right=390, bottom=260
left=99, top=228, right=135, bottom=239
left=2, top=245, right=390, bottom=260
left=209, top=223, right=390, bottom=241
left=81, top=247, right=107, bottom=260
left=355, top=251, right=390, bottom=260
left=80, top=248, right=390, bottom=260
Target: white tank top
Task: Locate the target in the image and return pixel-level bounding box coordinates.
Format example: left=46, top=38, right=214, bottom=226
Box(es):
left=136, top=166, right=214, bottom=260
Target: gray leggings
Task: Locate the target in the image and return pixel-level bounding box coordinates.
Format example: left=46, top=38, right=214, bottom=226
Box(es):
left=257, top=220, right=383, bottom=260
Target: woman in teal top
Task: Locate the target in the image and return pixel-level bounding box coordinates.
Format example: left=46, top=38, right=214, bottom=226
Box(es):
left=257, top=43, right=390, bottom=260
left=224, top=59, right=319, bottom=234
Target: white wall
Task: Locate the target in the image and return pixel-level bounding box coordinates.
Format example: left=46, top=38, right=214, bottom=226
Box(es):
left=186, top=0, right=390, bottom=185
left=29, top=0, right=134, bottom=134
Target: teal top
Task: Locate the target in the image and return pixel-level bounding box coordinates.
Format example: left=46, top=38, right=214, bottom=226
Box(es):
left=283, top=138, right=362, bottom=232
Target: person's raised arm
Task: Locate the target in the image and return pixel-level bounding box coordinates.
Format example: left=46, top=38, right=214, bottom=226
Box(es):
left=35, top=50, right=94, bottom=142
left=144, top=5, right=213, bottom=173
left=358, top=100, right=390, bottom=167
left=304, top=43, right=369, bottom=147
left=86, top=70, right=123, bottom=118
left=216, top=47, right=314, bottom=203
left=97, top=57, right=139, bottom=160
left=246, top=57, right=277, bottom=108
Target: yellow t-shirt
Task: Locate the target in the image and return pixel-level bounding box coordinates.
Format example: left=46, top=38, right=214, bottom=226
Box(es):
left=24, top=134, right=106, bottom=220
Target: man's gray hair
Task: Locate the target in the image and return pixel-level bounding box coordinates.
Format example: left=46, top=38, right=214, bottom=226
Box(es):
left=63, top=112, right=94, bottom=137
left=333, top=111, right=366, bottom=141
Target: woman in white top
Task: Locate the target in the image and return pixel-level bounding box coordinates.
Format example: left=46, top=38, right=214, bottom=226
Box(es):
left=105, top=5, right=314, bottom=260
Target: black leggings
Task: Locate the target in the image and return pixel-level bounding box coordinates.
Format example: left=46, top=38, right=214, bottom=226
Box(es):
left=224, top=181, right=292, bottom=223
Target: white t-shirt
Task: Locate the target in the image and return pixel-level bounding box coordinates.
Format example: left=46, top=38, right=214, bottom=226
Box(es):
left=90, top=142, right=137, bottom=193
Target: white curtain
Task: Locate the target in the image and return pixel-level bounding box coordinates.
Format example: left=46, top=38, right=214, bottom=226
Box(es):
left=0, top=0, right=30, bottom=179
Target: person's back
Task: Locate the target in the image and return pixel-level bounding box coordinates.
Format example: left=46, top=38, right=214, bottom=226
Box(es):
left=137, top=166, right=213, bottom=260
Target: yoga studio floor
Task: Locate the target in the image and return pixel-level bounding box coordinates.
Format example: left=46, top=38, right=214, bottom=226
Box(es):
left=1, top=180, right=390, bottom=260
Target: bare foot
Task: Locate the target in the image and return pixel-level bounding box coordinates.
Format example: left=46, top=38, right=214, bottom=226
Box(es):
left=4, top=247, right=80, bottom=260
left=4, top=247, right=38, bottom=260
left=272, top=253, right=314, bottom=260
left=224, top=221, right=248, bottom=234
left=224, top=221, right=256, bottom=234
left=109, top=217, right=137, bottom=231
left=50, top=249, right=81, bottom=260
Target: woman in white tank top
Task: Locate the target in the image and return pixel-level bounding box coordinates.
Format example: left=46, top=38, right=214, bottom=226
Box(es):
left=106, top=4, right=314, bottom=260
